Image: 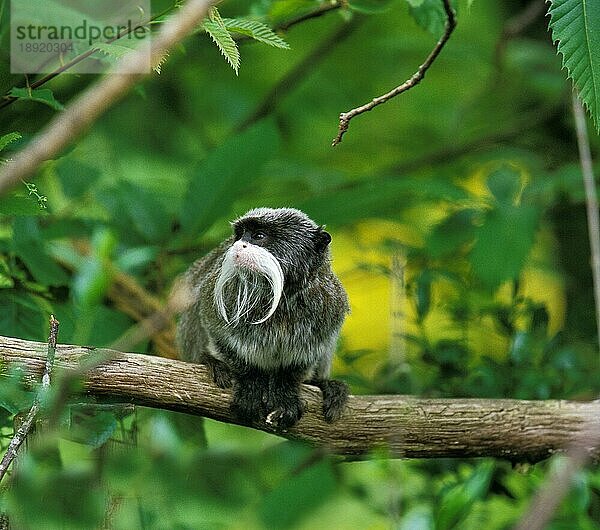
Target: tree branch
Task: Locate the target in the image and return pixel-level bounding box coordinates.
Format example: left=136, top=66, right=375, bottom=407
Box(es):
left=331, top=0, right=456, bottom=146
left=0, top=0, right=217, bottom=196
left=1, top=334, right=599, bottom=461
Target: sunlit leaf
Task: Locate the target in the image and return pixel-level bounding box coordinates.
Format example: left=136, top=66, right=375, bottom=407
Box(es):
left=224, top=18, right=289, bottom=48
left=202, top=8, right=240, bottom=74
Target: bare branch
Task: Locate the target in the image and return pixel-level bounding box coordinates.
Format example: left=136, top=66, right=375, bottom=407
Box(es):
left=0, top=316, right=59, bottom=484
left=0, top=0, right=217, bottom=196
left=331, top=0, right=456, bottom=146
left=1, top=334, right=600, bottom=461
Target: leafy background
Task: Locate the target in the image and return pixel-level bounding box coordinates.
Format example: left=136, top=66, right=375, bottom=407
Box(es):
left=1, top=0, right=600, bottom=528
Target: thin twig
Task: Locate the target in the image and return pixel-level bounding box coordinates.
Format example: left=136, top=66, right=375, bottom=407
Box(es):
left=513, top=90, right=600, bottom=530
left=0, top=0, right=217, bottom=196
left=0, top=315, right=59, bottom=484
left=276, top=1, right=345, bottom=32
left=572, top=92, right=600, bottom=351
left=331, top=0, right=456, bottom=146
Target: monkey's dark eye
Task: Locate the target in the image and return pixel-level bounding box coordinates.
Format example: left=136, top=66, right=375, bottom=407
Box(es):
left=252, top=230, right=267, bottom=241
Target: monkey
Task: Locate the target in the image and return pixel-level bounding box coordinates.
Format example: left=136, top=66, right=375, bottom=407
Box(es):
left=177, top=207, right=349, bottom=429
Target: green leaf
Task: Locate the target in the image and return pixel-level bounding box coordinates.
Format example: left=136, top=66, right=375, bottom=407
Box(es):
left=179, top=119, right=279, bottom=239
left=548, top=0, right=600, bottom=131
left=259, top=460, right=337, bottom=529
left=203, top=8, right=240, bottom=74
left=0, top=367, right=36, bottom=414
left=298, top=176, right=468, bottom=225
left=437, top=461, right=495, bottom=530
left=427, top=209, right=478, bottom=257
left=9, top=87, right=64, bottom=111
left=470, top=203, right=540, bottom=289
left=0, top=194, right=48, bottom=216
left=223, top=18, right=289, bottom=49
left=119, top=181, right=172, bottom=243
left=72, top=228, right=116, bottom=307
left=409, top=0, right=452, bottom=37
left=68, top=406, right=119, bottom=448
left=349, top=0, right=395, bottom=14
left=0, top=132, right=22, bottom=152
left=12, top=217, right=69, bottom=286
left=0, top=291, right=49, bottom=341
left=486, top=165, right=522, bottom=205
left=56, top=159, right=102, bottom=199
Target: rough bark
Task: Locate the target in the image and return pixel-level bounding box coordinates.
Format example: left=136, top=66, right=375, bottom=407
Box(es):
left=1, top=334, right=598, bottom=461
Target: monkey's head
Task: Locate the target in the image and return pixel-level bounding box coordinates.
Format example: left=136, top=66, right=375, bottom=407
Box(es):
left=214, top=208, right=332, bottom=325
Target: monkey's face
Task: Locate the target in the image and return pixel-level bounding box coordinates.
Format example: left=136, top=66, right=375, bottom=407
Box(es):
left=214, top=238, right=283, bottom=326
left=213, top=208, right=332, bottom=325
left=230, top=208, right=332, bottom=287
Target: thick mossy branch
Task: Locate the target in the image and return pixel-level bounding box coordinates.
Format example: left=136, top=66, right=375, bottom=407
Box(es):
left=1, top=334, right=599, bottom=461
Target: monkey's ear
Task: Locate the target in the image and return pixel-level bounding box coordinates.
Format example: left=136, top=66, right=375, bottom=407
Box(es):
left=316, top=227, right=332, bottom=251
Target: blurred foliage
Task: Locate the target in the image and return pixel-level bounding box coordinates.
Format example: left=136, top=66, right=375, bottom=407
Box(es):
left=1, top=0, right=600, bottom=528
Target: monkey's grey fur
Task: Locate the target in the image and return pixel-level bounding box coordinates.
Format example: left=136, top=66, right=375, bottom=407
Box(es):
left=177, top=207, right=349, bottom=429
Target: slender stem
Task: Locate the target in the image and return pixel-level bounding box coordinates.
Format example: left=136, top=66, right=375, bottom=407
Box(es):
left=332, top=0, right=456, bottom=146
left=0, top=315, right=60, bottom=484
left=572, top=92, right=600, bottom=351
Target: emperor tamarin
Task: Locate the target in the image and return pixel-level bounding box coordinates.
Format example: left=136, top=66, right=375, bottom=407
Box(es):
left=177, top=207, right=349, bottom=429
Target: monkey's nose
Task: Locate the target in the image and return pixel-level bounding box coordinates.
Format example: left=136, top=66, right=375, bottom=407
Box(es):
left=242, top=243, right=248, bottom=248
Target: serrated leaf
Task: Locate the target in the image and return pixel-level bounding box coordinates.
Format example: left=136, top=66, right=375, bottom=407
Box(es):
left=93, top=42, right=133, bottom=59
left=0, top=132, right=22, bottom=152
left=548, top=0, right=600, bottom=131
left=223, top=18, right=289, bottom=49
left=203, top=8, right=240, bottom=74
left=9, top=87, right=64, bottom=111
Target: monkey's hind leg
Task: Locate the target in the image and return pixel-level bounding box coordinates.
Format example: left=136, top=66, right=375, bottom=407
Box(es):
left=309, top=379, right=348, bottom=423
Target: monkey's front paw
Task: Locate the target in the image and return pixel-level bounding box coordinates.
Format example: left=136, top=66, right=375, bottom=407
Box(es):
left=231, top=380, right=268, bottom=425
left=265, top=394, right=304, bottom=430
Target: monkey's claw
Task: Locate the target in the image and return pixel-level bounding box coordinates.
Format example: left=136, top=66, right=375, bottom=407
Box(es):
left=265, top=396, right=304, bottom=430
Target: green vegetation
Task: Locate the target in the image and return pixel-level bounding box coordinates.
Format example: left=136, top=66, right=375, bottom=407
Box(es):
left=1, top=0, right=600, bottom=528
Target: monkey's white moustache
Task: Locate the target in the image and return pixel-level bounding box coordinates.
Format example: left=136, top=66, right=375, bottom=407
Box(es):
left=214, top=241, right=284, bottom=325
